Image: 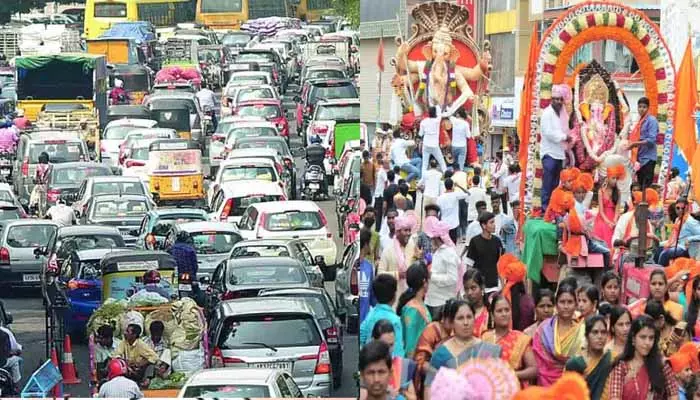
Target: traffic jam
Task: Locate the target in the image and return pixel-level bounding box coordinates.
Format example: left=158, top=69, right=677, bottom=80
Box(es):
left=0, top=9, right=360, bottom=399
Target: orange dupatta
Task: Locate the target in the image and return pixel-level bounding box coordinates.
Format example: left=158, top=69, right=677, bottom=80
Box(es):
left=473, top=306, right=490, bottom=338
left=482, top=329, right=531, bottom=370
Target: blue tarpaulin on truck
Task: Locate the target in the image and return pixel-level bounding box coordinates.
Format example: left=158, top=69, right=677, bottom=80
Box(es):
left=101, top=22, right=155, bottom=44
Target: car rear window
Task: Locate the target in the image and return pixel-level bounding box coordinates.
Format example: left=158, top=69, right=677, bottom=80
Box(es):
left=236, top=105, right=281, bottom=119
left=309, top=84, right=358, bottom=104
left=236, top=88, right=274, bottom=103
left=229, top=265, right=306, bottom=286
left=229, top=76, right=266, bottom=85
left=307, top=70, right=345, bottom=80
left=0, top=208, right=20, bottom=220
left=191, top=231, right=242, bottom=254
left=28, top=142, right=84, bottom=163
left=316, top=104, right=359, bottom=120
left=92, top=199, right=148, bottom=219
left=263, top=211, right=323, bottom=231
left=63, top=235, right=124, bottom=252
left=52, top=167, right=111, bottom=184
left=6, top=225, right=56, bottom=248
left=92, top=182, right=145, bottom=196
left=0, top=191, right=15, bottom=203
left=104, top=126, right=141, bottom=140
left=231, top=195, right=282, bottom=216
left=230, top=245, right=290, bottom=258
left=226, top=127, right=277, bottom=144
left=221, top=166, right=276, bottom=183
left=219, top=314, right=321, bottom=349
left=183, top=384, right=268, bottom=398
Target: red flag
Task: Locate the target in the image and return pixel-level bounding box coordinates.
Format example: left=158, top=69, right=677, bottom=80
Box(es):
left=673, top=38, right=697, bottom=162
left=377, top=36, right=385, bottom=73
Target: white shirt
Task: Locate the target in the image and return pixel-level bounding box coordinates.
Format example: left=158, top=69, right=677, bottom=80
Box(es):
left=98, top=376, right=144, bottom=399
left=425, top=245, right=460, bottom=307
left=613, top=211, right=634, bottom=245
left=390, top=139, right=414, bottom=166
left=504, top=173, right=521, bottom=203
left=492, top=162, right=508, bottom=191
left=437, top=191, right=470, bottom=230
left=465, top=220, right=482, bottom=244
left=47, top=204, right=75, bottom=227
left=374, top=168, right=387, bottom=198
left=0, top=327, right=20, bottom=353
left=196, top=88, right=217, bottom=109
left=449, top=117, right=469, bottom=147
left=466, top=187, right=490, bottom=222
left=540, top=105, right=568, bottom=160
left=419, top=169, right=443, bottom=198
left=419, top=117, right=440, bottom=147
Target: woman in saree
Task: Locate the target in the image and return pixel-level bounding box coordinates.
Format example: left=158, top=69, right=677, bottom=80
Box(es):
left=600, top=271, right=622, bottom=306
left=369, top=319, right=418, bottom=400
left=413, top=299, right=456, bottom=398
left=607, top=315, right=679, bottom=400
left=524, top=289, right=555, bottom=337
left=425, top=300, right=501, bottom=399
left=462, top=269, right=489, bottom=337
left=398, top=262, right=431, bottom=358
left=644, top=299, right=688, bottom=357
left=629, top=269, right=684, bottom=322
left=604, top=306, right=631, bottom=358
left=565, top=315, right=613, bottom=400
left=532, top=282, right=585, bottom=386
left=496, top=254, right=535, bottom=330
left=482, top=294, right=538, bottom=383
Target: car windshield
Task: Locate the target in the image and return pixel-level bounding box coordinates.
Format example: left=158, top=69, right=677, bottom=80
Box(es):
left=230, top=244, right=290, bottom=258
left=183, top=385, right=268, bottom=398
left=219, top=314, right=320, bottom=349
left=91, top=199, right=148, bottom=219
left=28, top=142, right=84, bottom=163
left=264, top=211, right=323, bottom=231
left=191, top=232, right=242, bottom=254
left=236, top=88, right=274, bottom=102
left=307, top=69, right=345, bottom=80
left=234, top=140, right=288, bottom=156
left=52, top=167, right=111, bottom=185
left=63, top=235, right=123, bottom=251
left=0, top=208, right=20, bottom=220
left=309, top=84, right=358, bottom=104
left=316, top=104, right=359, bottom=120
left=130, top=147, right=150, bottom=161
left=6, top=225, right=56, bottom=248
left=0, top=191, right=15, bottom=203
left=104, top=126, right=143, bottom=140
left=231, top=195, right=282, bottom=216
left=226, top=127, right=276, bottom=143
left=222, top=33, right=251, bottom=46
left=221, top=166, right=275, bottom=183
left=236, top=105, right=281, bottom=119
left=229, top=265, right=306, bottom=285
left=92, top=182, right=145, bottom=196
left=78, top=260, right=101, bottom=280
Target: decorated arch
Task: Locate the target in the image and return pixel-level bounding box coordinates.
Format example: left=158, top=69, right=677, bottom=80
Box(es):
left=524, top=1, right=676, bottom=211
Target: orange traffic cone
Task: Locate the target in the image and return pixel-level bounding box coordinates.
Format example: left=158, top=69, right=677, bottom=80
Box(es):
left=60, top=335, right=81, bottom=385
left=50, top=346, right=63, bottom=397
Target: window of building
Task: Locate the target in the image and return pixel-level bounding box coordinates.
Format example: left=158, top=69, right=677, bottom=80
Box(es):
left=487, top=33, right=515, bottom=95
left=488, top=0, right=512, bottom=13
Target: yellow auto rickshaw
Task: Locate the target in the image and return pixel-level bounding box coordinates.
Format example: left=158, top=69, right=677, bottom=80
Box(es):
left=148, top=139, right=205, bottom=206
left=149, top=103, right=193, bottom=140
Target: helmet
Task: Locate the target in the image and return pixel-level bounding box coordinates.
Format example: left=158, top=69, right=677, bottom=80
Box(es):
left=143, top=269, right=161, bottom=285
left=176, top=230, right=191, bottom=244
left=107, top=358, right=128, bottom=380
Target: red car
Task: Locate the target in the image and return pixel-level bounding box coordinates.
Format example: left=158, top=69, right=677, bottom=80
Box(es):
left=233, top=100, right=289, bottom=142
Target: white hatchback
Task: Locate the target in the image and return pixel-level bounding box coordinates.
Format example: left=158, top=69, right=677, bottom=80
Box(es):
left=177, top=368, right=303, bottom=398
left=208, top=180, right=286, bottom=224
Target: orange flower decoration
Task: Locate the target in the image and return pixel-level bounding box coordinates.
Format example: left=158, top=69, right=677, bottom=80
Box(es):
left=668, top=352, right=692, bottom=373
left=512, top=372, right=589, bottom=400
left=572, top=173, right=594, bottom=192
left=606, top=164, right=626, bottom=180
left=680, top=342, right=700, bottom=372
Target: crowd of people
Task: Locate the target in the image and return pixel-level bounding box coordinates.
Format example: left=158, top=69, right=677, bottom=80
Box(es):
left=358, top=86, right=700, bottom=399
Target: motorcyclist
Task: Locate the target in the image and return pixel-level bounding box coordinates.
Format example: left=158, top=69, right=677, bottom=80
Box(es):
left=12, top=109, right=31, bottom=131
left=45, top=199, right=76, bottom=227
left=77, top=118, right=93, bottom=150
left=168, top=231, right=198, bottom=281
left=195, top=84, right=217, bottom=131
left=29, top=152, right=50, bottom=217
left=110, top=79, right=127, bottom=105
left=305, top=140, right=328, bottom=197
left=0, top=123, right=18, bottom=154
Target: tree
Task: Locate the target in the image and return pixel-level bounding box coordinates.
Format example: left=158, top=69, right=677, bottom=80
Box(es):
left=0, top=0, right=46, bottom=24
left=331, top=0, right=358, bottom=28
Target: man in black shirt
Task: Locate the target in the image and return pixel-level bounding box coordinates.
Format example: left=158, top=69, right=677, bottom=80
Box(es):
left=466, top=211, right=504, bottom=292
left=382, top=170, right=399, bottom=214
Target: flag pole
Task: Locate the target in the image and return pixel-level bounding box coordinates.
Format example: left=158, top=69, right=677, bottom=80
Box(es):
left=376, top=29, right=383, bottom=132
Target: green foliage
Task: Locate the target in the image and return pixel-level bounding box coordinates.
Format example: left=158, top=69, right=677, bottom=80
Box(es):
left=331, top=0, right=358, bottom=28
left=0, top=0, right=46, bottom=23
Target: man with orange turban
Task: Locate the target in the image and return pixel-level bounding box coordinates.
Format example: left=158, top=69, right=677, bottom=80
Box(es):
left=667, top=352, right=693, bottom=398
left=540, top=84, right=572, bottom=212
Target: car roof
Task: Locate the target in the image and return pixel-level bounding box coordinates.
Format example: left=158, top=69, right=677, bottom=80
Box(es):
left=0, top=201, right=17, bottom=208
left=317, top=98, right=360, bottom=106
left=104, top=119, right=157, bottom=129
left=151, top=208, right=207, bottom=217
left=91, top=194, right=150, bottom=202
left=50, top=162, right=110, bottom=170
left=58, top=225, right=120, bottom=236
left=260, top=287, right=327, bottom=297
left=73, top=248, right=123, bottom=260
left=230, top=71, right=269, bottom=77
left=232, top=238, right=302, bottom=247
left=310, top=79, right=354, bottom=86
left=186, top=368, right=279, bottom=384
left=176, top=221, right=240, bottom=233
left=236, top=99, right=282, bottom=106
left=224, top=121, right=276, bottom=129
left=126, top=128, right=177, bottom=137
left=87, top=176, right=142, bottom=183
left=248, top=200, right=321, bottom=213
left=26, top=132, right=82, bottom=142
left=220, top=157, right=275, bottom=167
left=219, top=181, right=284, bottom=197
left=0, top=183, right=12, bottom=191
left=147, top=93, right=197, bottom=101
left=0, top=219, right=58, bottom=228
left=235, top=84, right=275, bottom=90
left=218, top=295, right=313, bottom=316
left=235, top=136, right=287, bottom=145
left=227, top=148, right=278, bottom=158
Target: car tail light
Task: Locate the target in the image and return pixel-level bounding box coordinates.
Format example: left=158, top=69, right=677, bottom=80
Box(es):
left=100, top=143, right=106, bottom=153
left=220, top=198, right=234, bottom=220
left=306, top=106, right=312, bottom=114
left=284, top=158, right=292, bottom=168
left=211, top=347, right=225, bottom=368
left=312, top=342, right=332, bottom=375
left=0, top=247, right=9, bottom=265
left=67, top=279, right=96, bottom=290
left=350, top=263, right=359, bottom=296
left=325, top=147, right=333, bottom=158
left=125, top=160, right=146, bottom=168
left=273, top=70, right=278, bottom=81
left=47, top=189, right=61, bottom=203
left=274, top=163, right=283, bottom=175
left=324, top=327, right=339, bottom=344
left=21, top=158, right=28, bottom=177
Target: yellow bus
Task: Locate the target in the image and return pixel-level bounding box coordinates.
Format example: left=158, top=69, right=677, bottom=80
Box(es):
left=84, top=0, right=196, bottom=39
left=196, top=0, right=292, bottom=31
left=295, top=0, right=334, bottom=22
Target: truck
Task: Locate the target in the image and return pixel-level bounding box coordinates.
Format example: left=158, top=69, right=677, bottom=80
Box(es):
left=15, top=54, right=108, bottom=129
left=18, top=24, right=83, bottom=56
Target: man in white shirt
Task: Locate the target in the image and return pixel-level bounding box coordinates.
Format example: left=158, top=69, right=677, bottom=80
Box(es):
left=436, top=178, right=470, bottom=244
left=503, top=164, right=522, bottom=214
left=373, top=153, right=388, bottom=232
left=195, top=84, right=218, bottom=128
left=389, top=130, right=420, bottom=183
left=466, top=175, right=490, bottom=223
left=449, top=109, right=470, bottom=170
left=418, top=157, right=443, bottom=205
left=46, top=200, right=76, bottom=227
left=465, top=200, right=488, bottom=245
left=539, top=84, right=571, bottom=211
left=419, top=106, right=447, bottom=174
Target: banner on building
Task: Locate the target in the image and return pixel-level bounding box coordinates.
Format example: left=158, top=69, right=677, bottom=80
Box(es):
left=490, top=97, right=517, bottom=128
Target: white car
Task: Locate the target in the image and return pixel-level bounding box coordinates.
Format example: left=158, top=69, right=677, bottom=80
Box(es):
left=208, top=157, right=283, bottom=205
left=208, top=180, right=286, bottom=224
left=225, top=71, right=272, bottom=87
left=221, top=84, right=280, bottom=114
left=101, top=119, right=157, bottom=167
left=237, top=200, right=338, bottom=265
left=177, top=368, right=303, bottom=398
left=209, top=120, right=279, bottom=168
left=225, top=148, right=292, bottom=199
left=121, top=138, right=159, bottom=184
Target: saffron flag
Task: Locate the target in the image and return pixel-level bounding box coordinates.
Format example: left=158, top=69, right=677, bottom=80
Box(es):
left=377, top=36, right=385, bottom=73
left=693, top=146, right=700, bottom=204
left=672, top=39, right=697, bottom=162
left=518, top=23, right=539, bottom=215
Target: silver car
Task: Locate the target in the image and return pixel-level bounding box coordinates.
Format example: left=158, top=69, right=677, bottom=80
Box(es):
left=334, top=242, right=359, bottom=334
left=0, top=220, right=59, bottom=287
left=177, top=368, right=303, bottom=398
left=210, top=297, right=332, bottom=397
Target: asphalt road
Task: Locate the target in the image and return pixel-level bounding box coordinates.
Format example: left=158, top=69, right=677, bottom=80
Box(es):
left=1, top=89, right=359, bottom=398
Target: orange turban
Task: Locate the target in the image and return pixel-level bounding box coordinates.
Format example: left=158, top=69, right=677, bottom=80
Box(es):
left=572, top=173, right=594, bottom=192
left=497, top=253, right=526, bottom=303
left=632, top=188, right=659, bottom=206
left=512, top=372, right=589, bottom=400
left=550, top=188, right=575, bottom=214
left=606, top=164, right=626, bottom=180
left=680, top=342, right=700, bottom=372
left=668, top=352, right=692, bottom=374
left=560, top=167, right=581, bottom=184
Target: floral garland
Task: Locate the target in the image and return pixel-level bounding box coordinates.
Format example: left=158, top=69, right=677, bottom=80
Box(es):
left=415, top=59, right=459, bottom=108
left=523, top=1, right=676, bottom=213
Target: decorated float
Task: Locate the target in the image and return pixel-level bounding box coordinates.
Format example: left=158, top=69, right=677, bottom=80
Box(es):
left=520, top=1, right=678, bottom=287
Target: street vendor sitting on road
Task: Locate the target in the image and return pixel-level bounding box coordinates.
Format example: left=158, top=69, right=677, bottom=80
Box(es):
left=113, top=323, right=159, bottom=385
left=95, top=325, right=121, bottom=381
left=143, top=320, right=168, bottom=357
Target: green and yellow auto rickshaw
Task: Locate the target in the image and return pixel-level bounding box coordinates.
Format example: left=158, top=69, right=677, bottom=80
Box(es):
left=100, top=250, right=176, bottom=301
left=147, top=139, right=205, bottom=206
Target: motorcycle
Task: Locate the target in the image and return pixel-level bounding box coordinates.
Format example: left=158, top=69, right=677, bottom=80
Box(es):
left=0, top=367, right=15, bottom=396
left=303, top=144, right=328, bottom=200
left=178, top=272, right=206, bottom=307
